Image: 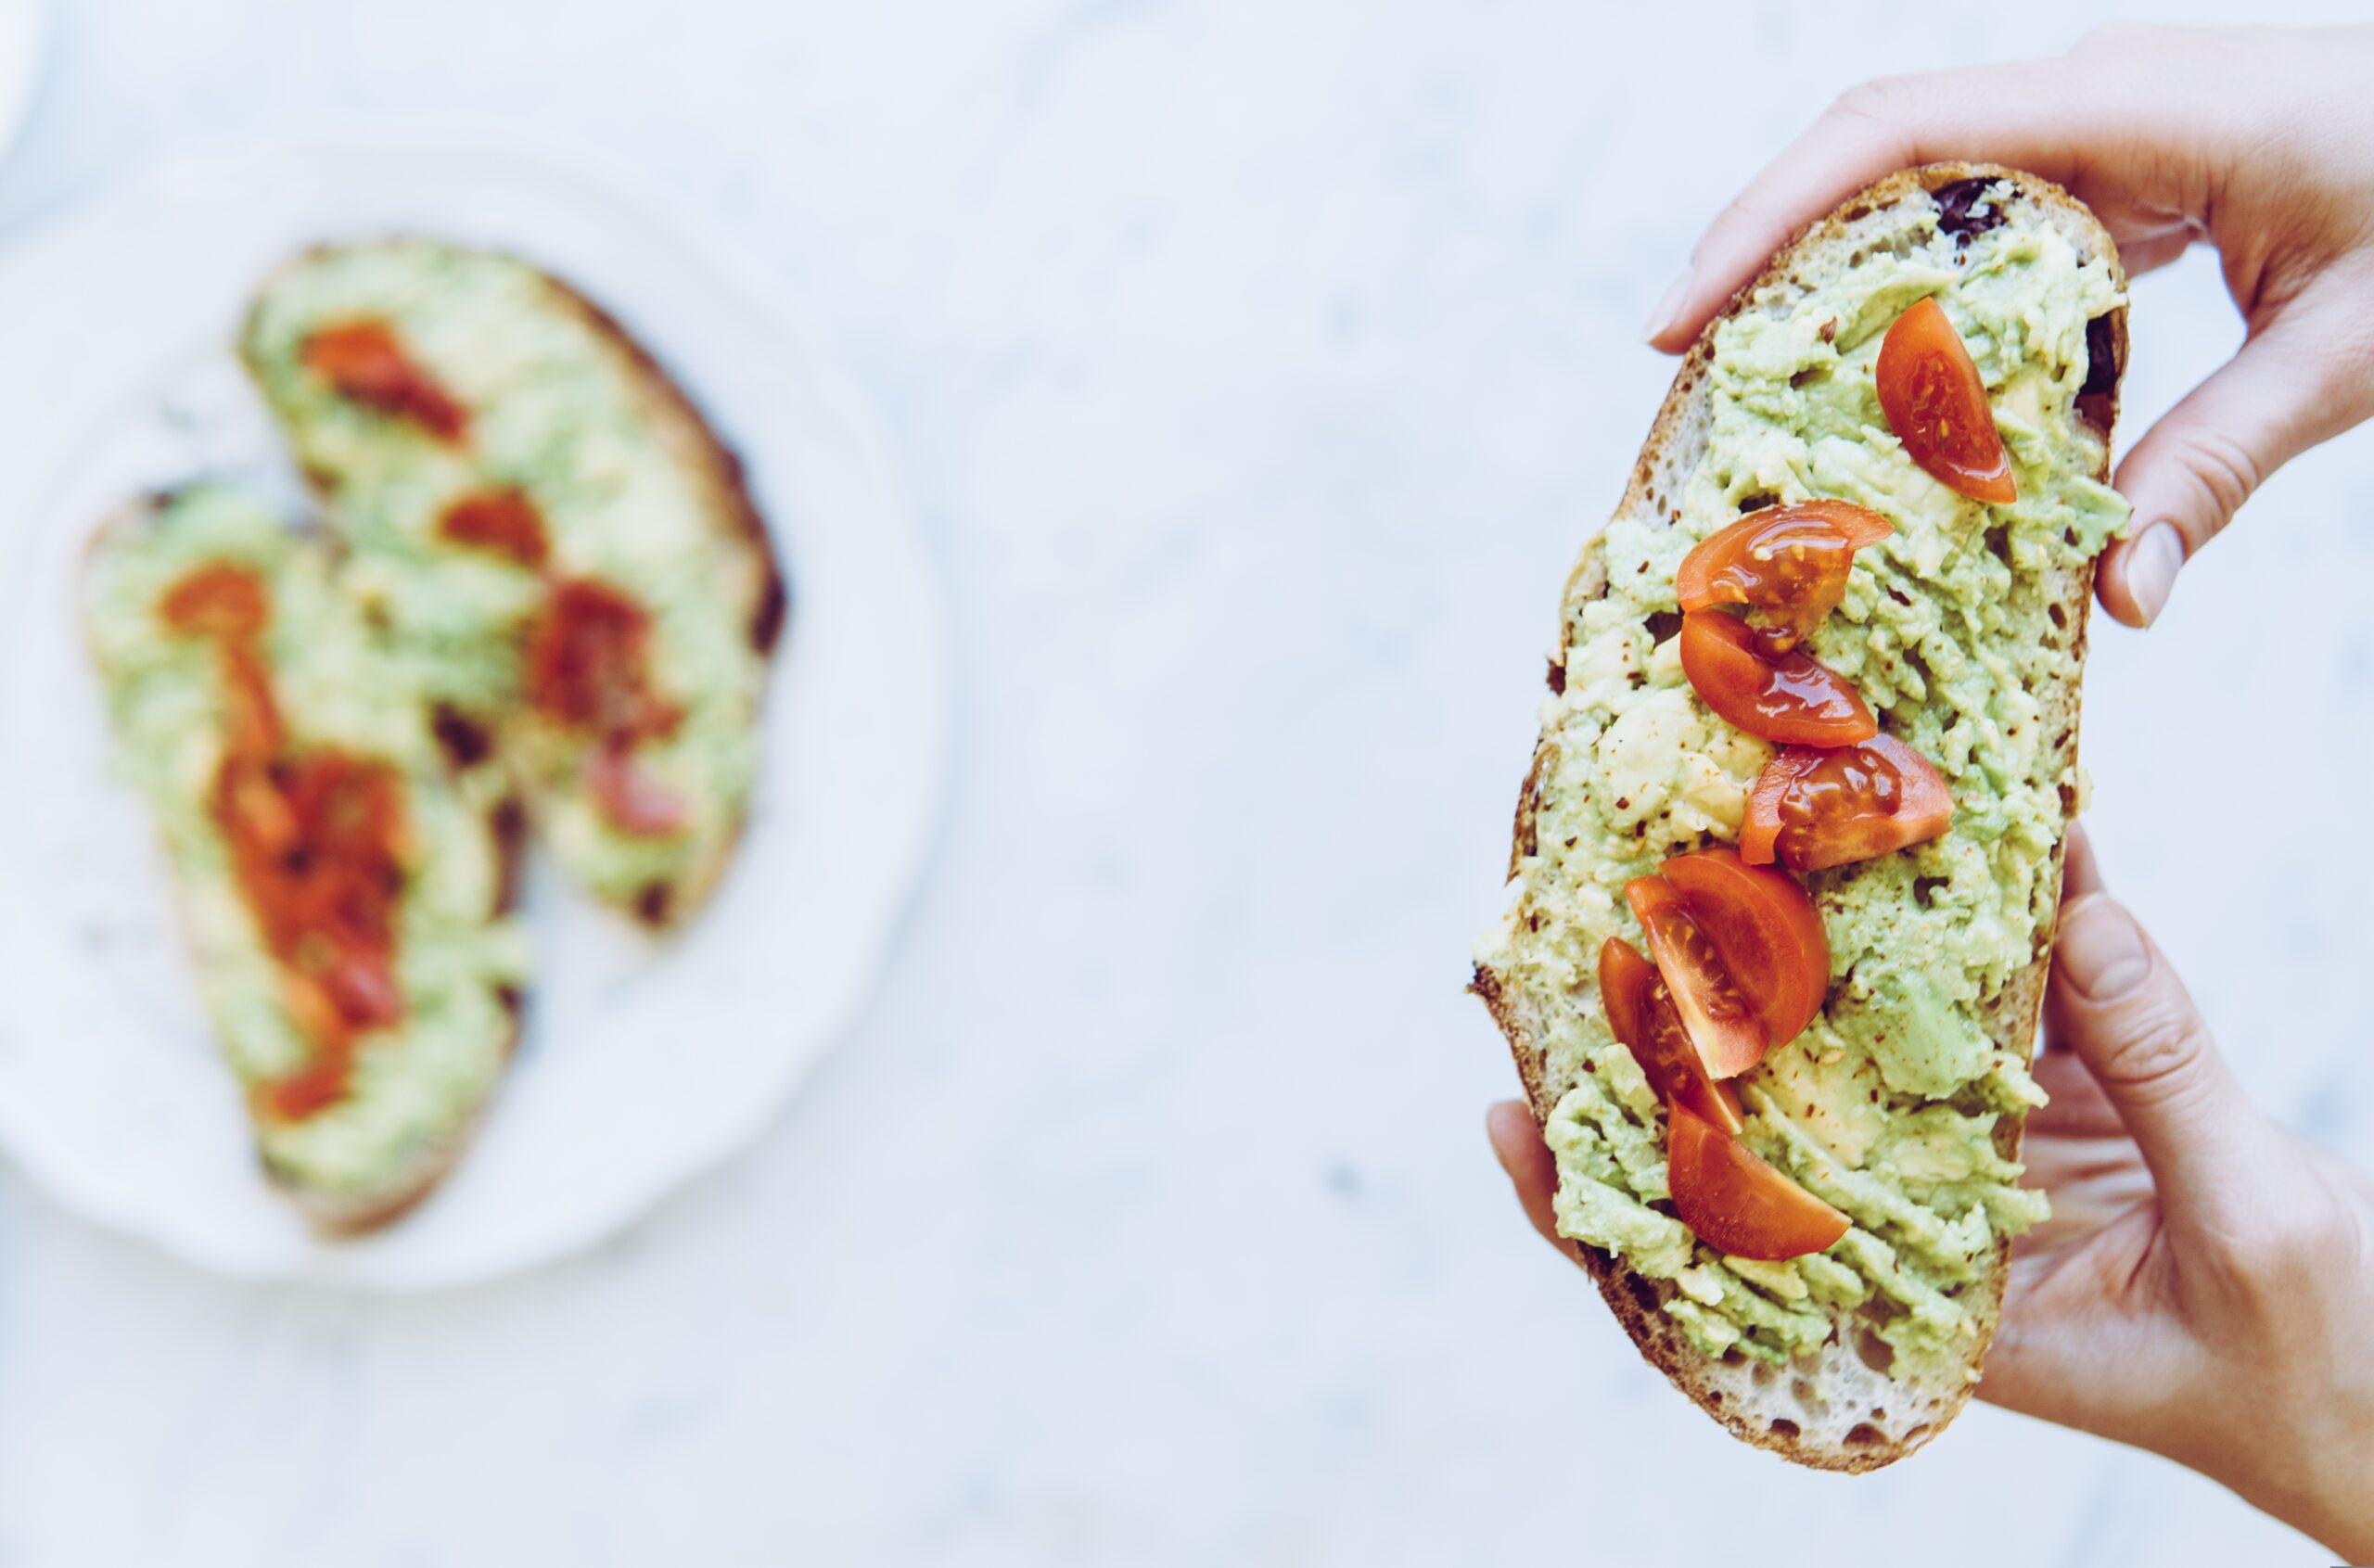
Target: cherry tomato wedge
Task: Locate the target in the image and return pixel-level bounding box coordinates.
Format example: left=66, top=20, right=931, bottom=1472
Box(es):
left=1598, top=938, right=1745, bottom=1135
left=1875, top=296, right=2015, bottom=505
left=1675, top=501, right=1894, bottom=654
left=440, top=490, right=551, bottom=567
left=1664, top=1097, right=1850, bottom=1260
left=1660, top=848, right=1830, bottom=1054
left=160, top=563, right=271, bottom=640
left=300, top=320, right=468, bottom=442
left=587, top=746, right=691, bottom=838
left=1625, top=876, right=1767, bottom=1079
left=1742, top=734, right=1955, bottom=873
left=1678, top=609, right=1875, bottom=747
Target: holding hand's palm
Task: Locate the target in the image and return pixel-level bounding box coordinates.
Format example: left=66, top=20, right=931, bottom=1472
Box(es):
left=1489, top=828, right=2374, bottom=1560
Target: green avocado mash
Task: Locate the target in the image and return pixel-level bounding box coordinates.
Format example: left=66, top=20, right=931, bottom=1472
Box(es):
left=1478, top=213, right=2126, bottom=1375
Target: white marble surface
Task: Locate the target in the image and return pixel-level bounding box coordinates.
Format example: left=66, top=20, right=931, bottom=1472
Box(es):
left=0, top=1, right=2366, bottom=1562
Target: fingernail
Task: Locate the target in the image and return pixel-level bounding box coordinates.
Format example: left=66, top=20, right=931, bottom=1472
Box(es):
left=1641, top=274, right=1691, bottom=343
left=2057, top=895, right=2151, bottom=1001
left=2124, top=523, right=2186, bottom=625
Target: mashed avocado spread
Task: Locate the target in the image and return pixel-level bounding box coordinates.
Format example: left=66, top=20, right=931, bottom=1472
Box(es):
left=1478, top=216, right=2127, bottom=1374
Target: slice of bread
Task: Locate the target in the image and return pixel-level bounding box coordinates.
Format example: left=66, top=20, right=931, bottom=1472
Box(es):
left=83, top=486, right=530, bottom=1232
left=239, top=240, right=785, bottom=929
left=1474, top=165, right=2127, bottom=1470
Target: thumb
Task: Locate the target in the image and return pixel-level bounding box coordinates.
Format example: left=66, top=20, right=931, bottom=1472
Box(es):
left=2045, top=887, right=2275, bottom=1233
left=2100, top=284, right=2374, bottom=627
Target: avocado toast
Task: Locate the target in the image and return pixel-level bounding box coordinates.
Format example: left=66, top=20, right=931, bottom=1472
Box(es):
left=83, top=486, right=530, bottom=1232
left=1473, top=165, right=2128, bottom=1468
left=240, top=239, right=785, bottom=928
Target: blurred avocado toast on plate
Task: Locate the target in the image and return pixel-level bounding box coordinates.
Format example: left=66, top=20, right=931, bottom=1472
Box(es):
left=1473, top=165, right=2128, bottom=1468
left=242, top=238, right=785, bottom=928
left=84, top=241, right=785, bottom=1232
left=83, top=486, right=530, bottom=1232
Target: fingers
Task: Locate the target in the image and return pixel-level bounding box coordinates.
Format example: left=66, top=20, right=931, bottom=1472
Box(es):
left=2099, top=287, right=2374, bottom=625
left=1643, top=38, right=2215, bottom=351
left=1487, top=1100, right=1565, bottom=1252
left=2046, top=872, right=2277, bottom=1235
left=2060, top=819, right=2103, bottom=904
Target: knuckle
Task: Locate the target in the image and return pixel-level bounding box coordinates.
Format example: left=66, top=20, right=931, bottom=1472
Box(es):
left=2095, top=1001, right=2216, bottom=1103
left=2173, top=427, right=2265, bottom=529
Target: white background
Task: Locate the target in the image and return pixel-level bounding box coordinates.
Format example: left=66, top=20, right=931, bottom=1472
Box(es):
left=0, top=2, right=2367, bottom=1563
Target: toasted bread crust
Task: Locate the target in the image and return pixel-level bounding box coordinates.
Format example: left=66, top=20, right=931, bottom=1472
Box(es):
left=526, top=268, right=784, bottom=929
left=1475, top=164, right=2125, bottom=1470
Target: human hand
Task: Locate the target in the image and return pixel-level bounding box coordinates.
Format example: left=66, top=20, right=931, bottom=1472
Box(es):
left=1487, top=826, right=2374, bottom=1560
left=1637, top=24, right=2374, bottom=629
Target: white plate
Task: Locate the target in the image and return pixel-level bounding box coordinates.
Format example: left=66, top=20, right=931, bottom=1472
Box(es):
left=0, top=141, right=947, bottom=1290
left=0, top=0, right=45, bottom=172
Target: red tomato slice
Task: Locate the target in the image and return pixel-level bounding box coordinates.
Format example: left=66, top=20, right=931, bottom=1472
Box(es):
left=1624, top=876, right=1767, bottom=1079
left=1599, top=938, right=1745, bottom=1134
left=1665, top=1097, right=1850, bottom=1260
left=1741, top=734, right=1955, bottom=873
left=300, top=320, right=468, bottom=441
left=440, top=490, right=551, bottom=567
left=1678, top=609, right=1876, bottom=746
left=1660, top=848, right=1830, bottom=1052
left=588, top=746, right=691, bottom=838
left=1875, top=296, right=2015, bottom=505
left=1675, top=501, right=1894, bottom=653
left=159, top=563, right=271, bottom=640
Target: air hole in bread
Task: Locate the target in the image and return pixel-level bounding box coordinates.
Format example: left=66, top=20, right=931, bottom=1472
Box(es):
left=749, top=567, right=788, bottom=654
left=2047, top=602, right=2067, bottom=631
left=1933, top=177, right=2008, bottom=245
left=1788, top=1378, right=1828, bottom=1420
left=1843, top=1422, right=1886, bottom=1447
left=2078, top=314, right=2122, bottom=433
left=1853, top=1325, right=1892, bottom=1375
left=1768, top=1418, right=1801, bottom=1439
